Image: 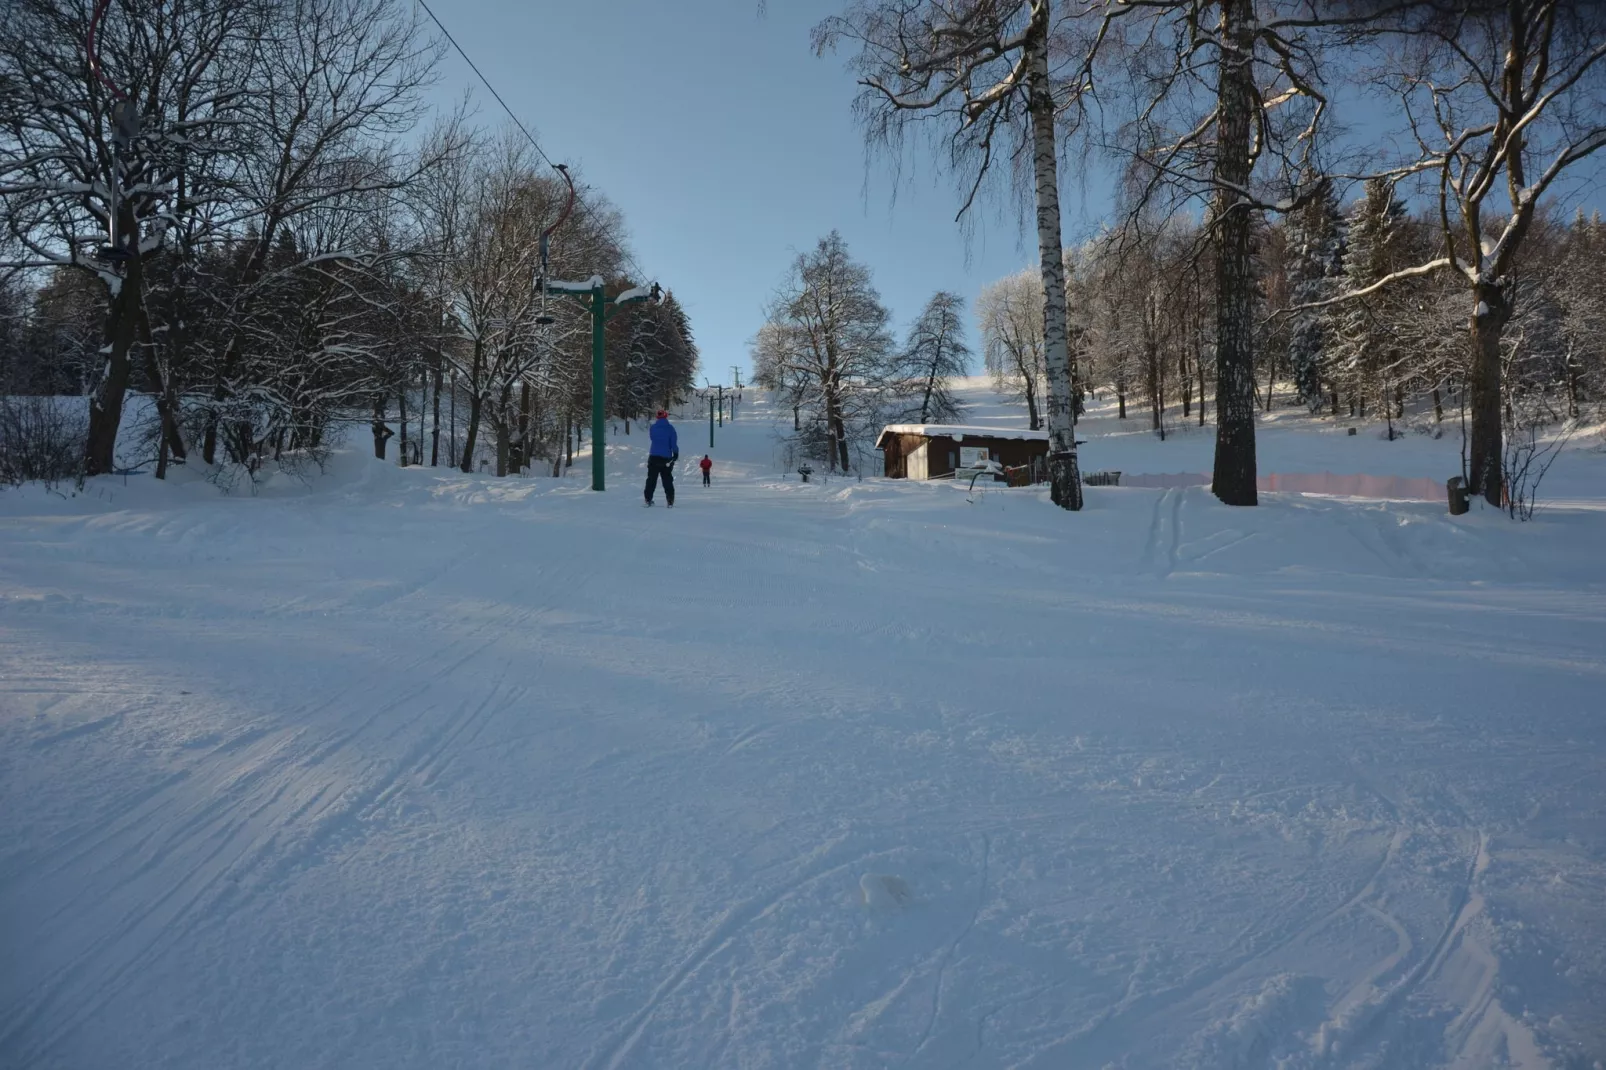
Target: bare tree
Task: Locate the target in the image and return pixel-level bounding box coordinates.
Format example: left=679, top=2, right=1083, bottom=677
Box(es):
left=1332, top=2, right=1606, bottom=506
left=444, top=141, right=554, bottom=474
left=1084, top=222, right=1186, bottom=436
left=1552, top=211, right=1606, bottom=419
left=404, top=119, right=478, bottom=467
left=898, top=291, right=970, bottom=423
left=1073, top=0, right=1347, bottom=504
left=751, top=232, right=895, bottom=473
left=426, top=137, right=624, bottom=476
left=193, top=0, right=443, bottom=465
left=977, top=269, right=1047, bottom=429
left=752, top=321, right=811, bottom=432
left=815, top=0, right=1084, bottom=508
left=0, top=0, right=448, bottom=476
left=0, top=0, right=258, bottom=474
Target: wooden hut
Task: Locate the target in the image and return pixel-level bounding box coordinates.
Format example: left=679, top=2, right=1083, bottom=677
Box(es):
left=875, top=424, right=1051, bottom=483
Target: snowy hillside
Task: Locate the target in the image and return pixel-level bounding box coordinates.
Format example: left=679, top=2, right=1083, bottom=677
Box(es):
left=3, top=383, right=1604, bottom=1068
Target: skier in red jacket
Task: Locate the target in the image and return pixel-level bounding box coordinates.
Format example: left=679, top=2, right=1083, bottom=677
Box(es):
left=698, top=454, right=712, bottom=486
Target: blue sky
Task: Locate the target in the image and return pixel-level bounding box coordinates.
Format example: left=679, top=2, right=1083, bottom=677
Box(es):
left=422, top=2, right=1603, bottom=388
left=423, top=0, right=1093, bottom=386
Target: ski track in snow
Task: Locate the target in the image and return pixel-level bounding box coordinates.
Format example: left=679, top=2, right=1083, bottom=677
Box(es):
left=2, top=384, right=1604, bottom=1068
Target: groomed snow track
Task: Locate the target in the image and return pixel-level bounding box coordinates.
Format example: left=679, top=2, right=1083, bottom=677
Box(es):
left=3, top=390, right=1604, bottom=1068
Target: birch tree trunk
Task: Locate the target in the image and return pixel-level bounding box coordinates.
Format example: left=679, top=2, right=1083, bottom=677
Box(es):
left=1026, top=5, right=1082, bottom=510
left=1209, top=0, right=1259, bottom=506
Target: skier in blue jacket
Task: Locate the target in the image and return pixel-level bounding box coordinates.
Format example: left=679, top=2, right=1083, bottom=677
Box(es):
left=645, top=409, right=677, bottom=507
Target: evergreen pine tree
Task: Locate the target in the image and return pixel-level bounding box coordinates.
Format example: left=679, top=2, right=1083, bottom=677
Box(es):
left=1284, top=181, right=1344, bottom=411
left=1328, top=179, right=1409, bottom=420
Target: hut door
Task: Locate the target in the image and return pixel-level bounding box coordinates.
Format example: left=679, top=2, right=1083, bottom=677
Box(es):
left=907, top=442, right=928, bottom=480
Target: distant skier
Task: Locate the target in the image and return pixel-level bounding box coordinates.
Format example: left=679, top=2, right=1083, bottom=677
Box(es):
left=645, top=409, right=677, bottom=507
left=699, top=454, right=712, bottom=486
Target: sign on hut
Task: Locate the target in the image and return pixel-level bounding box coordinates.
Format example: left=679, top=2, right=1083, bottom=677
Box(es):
left=875, top=425, right=1050, bottom=484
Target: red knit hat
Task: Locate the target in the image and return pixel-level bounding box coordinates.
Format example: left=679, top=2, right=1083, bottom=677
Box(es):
left=656, top=409, right=668, bottom=418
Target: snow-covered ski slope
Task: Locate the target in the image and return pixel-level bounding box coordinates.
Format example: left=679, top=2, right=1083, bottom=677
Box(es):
left=3, top=384, right=1604, bottom=1069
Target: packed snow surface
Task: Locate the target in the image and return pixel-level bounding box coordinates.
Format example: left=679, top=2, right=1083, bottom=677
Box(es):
left=3, top=383, right=1604, bottom=1068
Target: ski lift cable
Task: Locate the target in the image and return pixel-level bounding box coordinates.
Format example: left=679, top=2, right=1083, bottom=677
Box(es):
left=414, top=0, right=650, bottom=286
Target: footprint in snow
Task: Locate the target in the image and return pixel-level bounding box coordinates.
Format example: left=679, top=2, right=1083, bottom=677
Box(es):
left=859, top=873, right=911, bottom=911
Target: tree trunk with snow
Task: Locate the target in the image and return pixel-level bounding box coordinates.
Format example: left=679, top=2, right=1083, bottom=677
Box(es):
left=143, top=296, right=187, bottom=473
left=1209, top=0, right=1258, bottom=507
left=431, top=363, right=443, bottom=466
left=83, top=214, right=145, bottom=477
left=1468, top=286, right=1510, bottom=506
left=826, top=372, right=851, bottom=472
left=1180, top=345, right=1192, bottom=419
left=460, top=390, right=483, bottom=472
left=1564, top=351, right=1580, bottom=420
left=398, top=385, right=409, bottom=465
left=371, top=394, right=390, bottom=460
left=494, top=381, right=513, bottom=476
left=517, top=381, right=533, bottom=471
left=458, top=336, right=487, bottom=473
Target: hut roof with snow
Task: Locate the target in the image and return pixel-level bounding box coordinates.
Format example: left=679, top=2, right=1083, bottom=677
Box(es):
left=875, top=424, right=1050, bottom=482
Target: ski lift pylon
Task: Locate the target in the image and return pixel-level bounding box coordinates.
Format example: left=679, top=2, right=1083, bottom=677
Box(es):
left=88, top=0, right=135, bottom=267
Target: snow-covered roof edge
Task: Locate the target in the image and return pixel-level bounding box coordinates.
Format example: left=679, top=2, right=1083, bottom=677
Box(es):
left=876, top=424, right=1051, bottom=447
left=547, top=275, right=605, bottom=293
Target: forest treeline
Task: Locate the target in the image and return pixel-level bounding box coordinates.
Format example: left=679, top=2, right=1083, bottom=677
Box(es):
left=0, top=0, right=695, bottom=485
left=821, top=0, right=1606, bottom=512
left=982, top=194, right=1606, bottom=444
